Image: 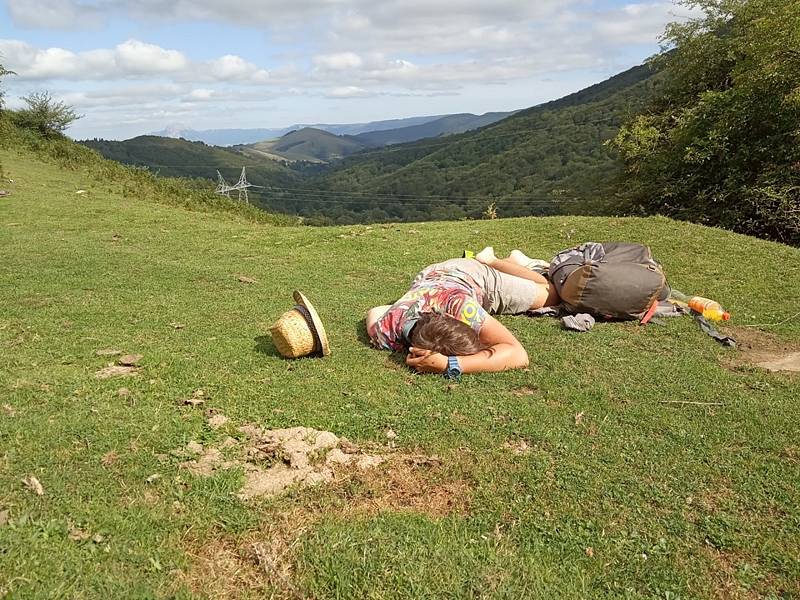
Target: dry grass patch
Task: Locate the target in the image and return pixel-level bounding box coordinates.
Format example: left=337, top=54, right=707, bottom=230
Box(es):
left=696, top=546, right=799, bottom=600
left=176, top=453, right=472, bottom=598
left=178, top=508, right=312, bottom=600
left=724, top=326, right=800, bottom=373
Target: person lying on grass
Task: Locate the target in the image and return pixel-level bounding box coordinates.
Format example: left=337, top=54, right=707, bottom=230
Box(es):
left=366, top=247, right=559, bottom=376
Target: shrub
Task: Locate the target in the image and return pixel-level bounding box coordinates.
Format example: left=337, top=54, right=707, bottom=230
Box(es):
left=12, top=91, right=82, bottom=138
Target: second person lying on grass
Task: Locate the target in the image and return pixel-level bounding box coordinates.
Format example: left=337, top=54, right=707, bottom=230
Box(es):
left=366, top=248, right=559, bottom=376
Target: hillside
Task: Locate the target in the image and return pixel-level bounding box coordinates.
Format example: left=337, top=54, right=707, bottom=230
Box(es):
left=1, top=136, right=799, bottom=598
left=77, top=64, right=656, bottom=225
left=80, top=135, right=302, bottom=189
left=293, top=63, right=658, bottom=223
left=352, top=111, right=515, bottom=147
left=240, top=127, right=368, bottom=163
left=151, top=115, right=450, bottom=146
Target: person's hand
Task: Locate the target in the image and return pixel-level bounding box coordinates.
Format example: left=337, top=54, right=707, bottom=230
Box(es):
left=406, top=347, right=448, bottom=374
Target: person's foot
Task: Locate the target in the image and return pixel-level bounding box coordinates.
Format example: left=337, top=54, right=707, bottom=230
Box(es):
left=475, top=246, right=497, bottom=264
left=509, top=249, right=534, bottom=267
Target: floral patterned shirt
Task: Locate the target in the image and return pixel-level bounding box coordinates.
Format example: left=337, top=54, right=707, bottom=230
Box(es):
left=371, top=264, right=489, bottom=351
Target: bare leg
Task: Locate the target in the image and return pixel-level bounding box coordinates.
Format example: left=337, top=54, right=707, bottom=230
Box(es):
left=476, top=254, right=560, bottom=307
left=479, top=256, right=548, bottom=284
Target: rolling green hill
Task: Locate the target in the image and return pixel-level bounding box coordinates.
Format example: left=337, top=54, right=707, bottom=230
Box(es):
left=76, top=64, right=657, bottom=226
left=80, top=135, right=302, bottom=189
left=239, top=127, right=368, bottom=163
left=300, top=63, right=658, bottom=223
left=1, top=125, right=799, bottom=598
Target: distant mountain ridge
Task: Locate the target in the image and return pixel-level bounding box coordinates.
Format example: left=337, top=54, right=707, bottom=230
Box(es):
left=150, top=111, right=514, bottom=147
left=239, top=128, right=368, bottom=163
left=150, top=115, right=449, bottom=146
left=303, top=63, right=660, bottom=222
left=81, top=62, right=659, bottom=223
left=352, top=112, right=516, bottom=147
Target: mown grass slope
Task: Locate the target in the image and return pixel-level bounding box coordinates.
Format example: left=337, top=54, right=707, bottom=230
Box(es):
left=1, top=145, right=799, bottom=599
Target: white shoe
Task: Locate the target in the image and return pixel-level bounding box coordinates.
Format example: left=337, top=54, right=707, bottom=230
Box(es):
left=475, top=246, right=497, bottom=264
left=511, top=249, right=549, bottom=272
left=509, top=249, right=534, bottom=266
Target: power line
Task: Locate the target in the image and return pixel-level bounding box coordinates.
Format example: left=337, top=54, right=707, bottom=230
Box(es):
left=245, top=188, right=592, bottom=206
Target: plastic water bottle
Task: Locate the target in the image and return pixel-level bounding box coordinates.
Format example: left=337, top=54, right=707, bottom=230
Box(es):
left=687, top=296, right=731, bottom=321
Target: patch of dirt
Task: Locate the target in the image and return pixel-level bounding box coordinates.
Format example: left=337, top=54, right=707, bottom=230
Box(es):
left=95, top=348, right=123, bottom=357
left=178, top=425, right=385, bottom=500
left=118, top=354, right=143, bottom=366
left=175, top=451, right=470, bottom=598
left=94, top=365, right=137, bottom=379
left=22, top=475, right=44, bottom=495
left=511, top=386, right=540, bottom=398
left=207, top=414, right=229, bottom=430
left=725, top=326, right=800, bottom=373
left=502, top=439, right=531, bottom=455
left=180, top=389, right=205, bottom=406
left=340, top=455, right=470, bottom=518
left=173, top=414, right=473, bottom=597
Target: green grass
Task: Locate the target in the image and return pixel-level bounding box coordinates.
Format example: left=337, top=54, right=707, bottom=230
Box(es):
left=1, top=146, right=799, bottom=599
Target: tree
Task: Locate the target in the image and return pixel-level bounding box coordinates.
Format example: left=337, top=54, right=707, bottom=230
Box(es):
left=611, top=0, right=800, bottom=245
left=0, top=59, right=15, bottom=109
left=14, top=91, right=82, bottom=138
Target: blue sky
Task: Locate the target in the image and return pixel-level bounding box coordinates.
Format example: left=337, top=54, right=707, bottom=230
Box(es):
left=0, top=0, right=696, bottom=139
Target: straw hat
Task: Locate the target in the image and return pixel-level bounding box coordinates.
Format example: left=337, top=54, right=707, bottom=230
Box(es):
left=269, top=291, right=330, bottom=358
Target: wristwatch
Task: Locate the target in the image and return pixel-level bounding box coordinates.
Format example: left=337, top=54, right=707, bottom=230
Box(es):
left=444, top=355, right=462, bottom=379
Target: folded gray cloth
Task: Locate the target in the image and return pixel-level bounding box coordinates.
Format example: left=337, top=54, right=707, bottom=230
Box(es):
left=561, top=313, right=595, bottom=332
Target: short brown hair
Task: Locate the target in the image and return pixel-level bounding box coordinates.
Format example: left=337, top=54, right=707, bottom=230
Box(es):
left=409, top=313, right=489, bottom=356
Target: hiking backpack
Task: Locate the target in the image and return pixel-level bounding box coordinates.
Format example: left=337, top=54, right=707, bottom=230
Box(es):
left=548, top=242, right=670, bottom=321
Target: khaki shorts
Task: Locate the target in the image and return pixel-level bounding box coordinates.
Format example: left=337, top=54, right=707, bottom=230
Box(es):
left=419, top=258, right=546, bottom=314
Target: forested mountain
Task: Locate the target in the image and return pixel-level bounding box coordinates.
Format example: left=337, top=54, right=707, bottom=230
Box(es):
left=80, top=135, right=301, bottom=188
left=150, top=125, right=288, bottom=146
left=351, top=112, right=515, bottom=147
left=238, top=128, right=368, bottom=163
left=81, top=63, right=658, bottom=225
left=261, top=63, right=659, bottom=224
left=150, top=115, right=449, bottom=146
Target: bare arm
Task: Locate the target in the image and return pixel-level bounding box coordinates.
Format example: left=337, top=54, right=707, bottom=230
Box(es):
left=366, top=305, right=391, bottom=341
left=406, top=315, right=529, bottom=374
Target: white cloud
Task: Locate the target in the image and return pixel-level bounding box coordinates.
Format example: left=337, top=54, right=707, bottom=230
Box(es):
left=0, top=39, right=273, bottom=84
left=593, top=2, right=701, bottom=44
left=187, top=88, right=216, bottom=101
left=0, top=39, right=190, bottom=80
left=208, top=55, right=271, bottom=83
left=114, top=40, right=190, bottom=74
left=327, top=86, right=371, bottom=98
left=1, top=1, right=695, bottom=138
left=5, top=0, right=103, bottom=29
left=313, top=52, right=363, bottom=71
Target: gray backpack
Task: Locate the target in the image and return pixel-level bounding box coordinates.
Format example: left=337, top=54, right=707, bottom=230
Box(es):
left=549, top=242, right=670, bottom=321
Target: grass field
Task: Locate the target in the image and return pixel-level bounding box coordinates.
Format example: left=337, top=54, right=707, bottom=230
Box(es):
left=1, top=147, right=799, bottom=599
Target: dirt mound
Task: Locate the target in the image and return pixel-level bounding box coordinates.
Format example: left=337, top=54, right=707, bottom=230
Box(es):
left=178, top=425, right=384, bottom=500
left=176, top=454, right=469, bottom=598
left=725, top=326, right=800, bottom=373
